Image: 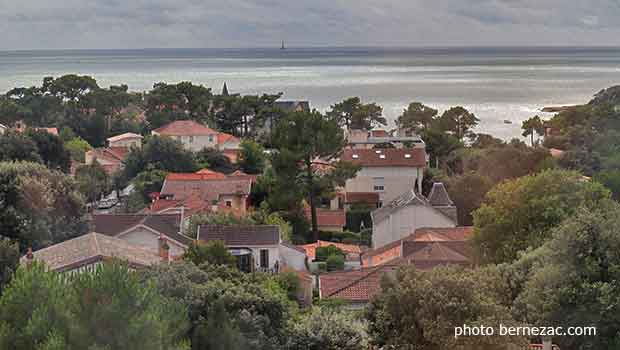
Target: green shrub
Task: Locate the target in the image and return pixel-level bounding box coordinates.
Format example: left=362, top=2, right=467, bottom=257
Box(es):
left=326, top=254, right=345, bottom=271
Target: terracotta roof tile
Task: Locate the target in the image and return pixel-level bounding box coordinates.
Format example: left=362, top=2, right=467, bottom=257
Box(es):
left=153, top=120, right=218, bottom=136
left=341, top=148, right=426, bottom=168
left=161, top=176, right=252, bottom=201
left=345, top=192, right=380, bottom=204
left=91, top=213, right=192, bottom=246
left=319, top=265, right=398, bottom=302
left=304, top=208, right=346, bottom=228
left=217, top=132, right=239, bottom=145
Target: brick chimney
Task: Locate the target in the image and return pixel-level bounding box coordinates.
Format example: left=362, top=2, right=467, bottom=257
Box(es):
left=158, top=235, right=170, bottom=262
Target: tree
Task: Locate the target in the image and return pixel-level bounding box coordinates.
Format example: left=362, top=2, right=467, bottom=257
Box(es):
left=287, top=308, right=368, bottom=350
left=43, top=74, right=99, bottom=102
left=122, top=136, right=197, bottom=180
left=0, top=131, right=42, bottom=164
left=594, top=170, right=620, bottom=201
left=445, top=172, right=494, bottom=226
left=0, top=239, right=19, bottom=294
left=74, top=163, right=111, bottom=203
left=327, top=97, right=386, bottom=130
left=201, top=300, right=246, bottom=350
left=146, top=81, right=213, bottom=129
left=0, top=262, right=72, bottom=349
left=471, top=133, right=505, bottom=148
left=194, top=147, right=237, bottom=174
left=272, top=110, right=355, bottom=240
left=64, top=137, right=92, bottom=162
left=419, top=128, right=464, bottom=167
left=0, top=162, right=87, bottom=250
left=132, top=166, right=168, bottom=203
left=24, top=129, right=71, bottom=172
left=366, top=266, right=527, bottom=350
left=68, top=262, right=190, bottom=350
left=437, top=106, right=479, bottom=140
left=238, top=139, right=266, bottom=174
left=184, top=241, right=237, bottom=267
left=512, top=202, right=620, bottom=350
left=521, top=115, right=544, bottom=146
left=397, top=102, right=438, bottom=132
left=471, top=169, right=610, bottom=264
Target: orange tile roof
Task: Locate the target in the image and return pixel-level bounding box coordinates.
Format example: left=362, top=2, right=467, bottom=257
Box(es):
left=319, top=265, right=399, bottom=303
left=301, top=240, right=362, bottom=260
left=195, top=169, right=227, bottom=179
left=345, top=192, right=380, bottom=204
left=153, top=120, right=218, bottom=136
left=304, top=208, right=346, bottom=228
left=217, top=132, right=240, bottom=145
left=341, top=148, right=426, bottom=167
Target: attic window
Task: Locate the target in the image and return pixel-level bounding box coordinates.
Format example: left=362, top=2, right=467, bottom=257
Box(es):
left=379, top=154, right=386, bottom=159
left=404, top=154, right=412, bottom=158
left=352, top=154, right=359, bottom=159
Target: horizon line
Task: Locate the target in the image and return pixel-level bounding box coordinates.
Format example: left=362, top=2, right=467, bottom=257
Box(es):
left=2, top=45, right=620, bottom=54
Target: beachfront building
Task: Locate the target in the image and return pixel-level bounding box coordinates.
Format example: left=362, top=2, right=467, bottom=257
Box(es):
left=370, top=183, right=458, bottom=249
left=341, top=148, right=427, bottom=205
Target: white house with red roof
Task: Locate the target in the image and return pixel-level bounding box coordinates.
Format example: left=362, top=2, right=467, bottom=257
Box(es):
left=106, top=132, right=143, bottom=148
left=152, top=120, right=240, bottom=153
left=341, top=148, right=427, bottom=205
left=84, top=146, right=130, bottom=175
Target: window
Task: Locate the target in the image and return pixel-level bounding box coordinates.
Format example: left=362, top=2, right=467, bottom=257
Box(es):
left=225, top=200, right=232, bottom=207
left=208, top=135, right=214, bottom=142
left=189, top=136, right=194, bottom=143
left=260, top=249, right=269, bottom=268
left=373, top=177, right=385, bottom=192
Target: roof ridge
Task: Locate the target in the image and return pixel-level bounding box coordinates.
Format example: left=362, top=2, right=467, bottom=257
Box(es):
left=324, top=266, right=385, bottom=298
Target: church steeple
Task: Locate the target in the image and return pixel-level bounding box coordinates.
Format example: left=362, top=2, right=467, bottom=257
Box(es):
left=222, top=82, right=229, bottom=96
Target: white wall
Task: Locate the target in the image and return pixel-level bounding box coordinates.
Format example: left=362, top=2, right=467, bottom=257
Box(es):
left=279, top=244, right=307, bottom=271
left=152, top=133, right=218, bottom=152
left=346, top=166, right=423, bottom=204
left=119, top=227, right=186, bottom=256
left=109, top=138, right=141, bottom=148
left=373, top=204, right=456, bottom=248
left=244, top=245, right=281, bottom=271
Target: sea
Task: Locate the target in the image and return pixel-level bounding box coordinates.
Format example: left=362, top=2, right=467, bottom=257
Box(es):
left=2, top=46, right=620, bottom=140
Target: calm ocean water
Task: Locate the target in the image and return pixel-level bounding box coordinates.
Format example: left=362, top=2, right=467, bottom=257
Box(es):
left=1, top=47, right=620, bottom=139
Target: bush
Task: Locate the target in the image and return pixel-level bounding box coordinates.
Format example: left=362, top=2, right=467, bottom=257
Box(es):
left=326, top=254, right=345, bottom=271
left=318, top=230, right=360, bottom=243
left=315, top=245, right=344, bottom=262
left=184, top=241, right=237, bottom=267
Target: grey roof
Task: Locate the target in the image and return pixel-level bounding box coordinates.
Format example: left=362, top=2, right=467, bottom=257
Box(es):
left=371, top=189, right=428, bottom=223
left=22, top=233, right=162, bottom=272
left=427, top=183, right=454, bottom=207
left=92, top=214, right=192, bottom=246
left=198, top=225, right=280, bottom=246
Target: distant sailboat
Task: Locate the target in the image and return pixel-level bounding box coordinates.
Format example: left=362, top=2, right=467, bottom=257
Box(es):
left=280, top=40, right=286, bottom=50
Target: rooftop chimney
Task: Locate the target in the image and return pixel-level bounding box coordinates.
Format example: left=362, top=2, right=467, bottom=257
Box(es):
left=158, top=234, right=170, bottom=262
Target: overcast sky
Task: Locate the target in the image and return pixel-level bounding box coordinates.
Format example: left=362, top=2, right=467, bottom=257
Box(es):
left=1, top=0, right=619, bottom=50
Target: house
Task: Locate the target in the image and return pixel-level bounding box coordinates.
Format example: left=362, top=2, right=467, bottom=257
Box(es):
left=300, top=240, right=362, bottom=268
left=14, top=120, right=58, bottom=136
left=197, top=225, right=307, bottom=273
left=371, top=183, right=458, bottom=249
left=346, top=129, right=425, bottom=150
left=152, top=120, right=240, bottom=154
left=107, top=132, right=143, bottom=148
left=318, top=264, right=399, bottom=309
left=153, top=171, right=254, bottom=217
left=84, top=146, right=130, bottom=175
left=362, top=226, right=473, bottom=267
left=341, top=148, right=427, bottom=205
left=91, top=213, right=191, bottom=257
left=20, top=232, right=168, bottom=273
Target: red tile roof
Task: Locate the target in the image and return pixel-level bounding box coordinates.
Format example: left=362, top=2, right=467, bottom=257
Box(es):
left=370, top=129, right=390, bottom=138
left=362, top=227, right=473, bottom=266
left=345, top=192, right=380, bottom=205
left=195, top=169, right=228, bottom=179
left=217, top=132, right=240, bottom=145
left=304, top=208, right=346, bottom=228
left=153, top=120, right=218, bottom=136
left=198, top=225, right=280, bottom=246
left=341, top=148, right=426, bottom=167
left=319, top=264, right=398, bottom=303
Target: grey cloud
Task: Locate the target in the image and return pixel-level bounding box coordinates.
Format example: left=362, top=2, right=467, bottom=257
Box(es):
left=0, top=0, right=619, bottom=50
